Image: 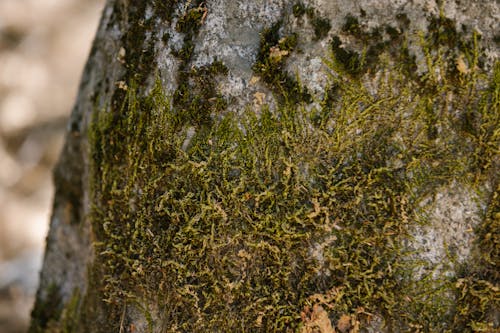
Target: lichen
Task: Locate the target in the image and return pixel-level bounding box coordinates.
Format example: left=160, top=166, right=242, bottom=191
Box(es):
left=85, top=8, right=499, bottom=333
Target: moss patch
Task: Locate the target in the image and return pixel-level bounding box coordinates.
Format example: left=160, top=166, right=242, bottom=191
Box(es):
left=328, top=11, right=481, bottom=81
left=87, top=9, right=499, bottom=333
left=329, top=13, right=418, bottom=79
left=292, top=2, right=331, bottom=41
left=169, top=1, right=227, bottom=129
left=90, top=26, right=499, bottom=332
left=29, top=287, right=81, bottom=333
left=30, top=284, right=64, bottom=333
left=252, top=21, right=311, bottom=104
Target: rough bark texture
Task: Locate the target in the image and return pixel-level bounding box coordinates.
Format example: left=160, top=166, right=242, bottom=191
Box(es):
left=31, top=0, right=498, bottom=332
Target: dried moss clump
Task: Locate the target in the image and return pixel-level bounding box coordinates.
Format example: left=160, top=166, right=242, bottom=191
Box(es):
left=88, top=13, right=499, bottom=333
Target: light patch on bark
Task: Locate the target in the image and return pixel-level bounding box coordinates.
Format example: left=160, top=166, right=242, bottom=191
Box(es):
left=410, top=181, right=484, bottom=278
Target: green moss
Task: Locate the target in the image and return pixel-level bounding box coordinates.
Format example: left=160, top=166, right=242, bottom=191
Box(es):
left=385, top=25, right=400, bottom=39
left=341, top=14, right=362, bottom=38
left=329, top=35, right=365, bottom=77
left=252, top=22, right=310, bottom=103
left=169, top=1, right=227, bottom=129
left=115, top=3, right=156, bottom=84
left=152, top=0, right=179, bottom=22
left=162, top=32, right=171, bottom=43
left=292, top=2, right=331, bottom=40
left=428, top=14, right=459, bottom=49
left=311, top=16, right=331, bottom=41
left=330, top=12, right=482, bottom=82
left=292, top=3, right=306, bottom=18
left=58, top=291, right=81, bottom=333
left=396, top=12, right=411, bottom=28
left=175, top=1, right=206, bottom=35
left=393, top=56, right=499, bottom=333
left=29, top=287, right=81, bottom=333
left=450, top=134, right=498, bottom=331
left=331, top=14, right=417, bottom=78
left=109, top=0, right=207, bottom=112
left=108, top=1, right=173, bottom=112
left=172, top=60, right=228, bottom=128
left=30, top=284, right=63, bottom=333
left=86, top=8, right=499, bottom=333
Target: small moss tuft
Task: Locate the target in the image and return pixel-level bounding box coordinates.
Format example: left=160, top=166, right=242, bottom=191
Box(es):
left=172, top=60, right=228, bottom=128
left=342, top=14, right=362, bottom=37
left=253, top=21, right=311, bottom=103
left=311, top=16, right=331, bottom=41
left=292, top=2, right=331, bottom=40
left=292, top=2, right=306, bottom=18
left=29, top=287, right=81, bottom=333
left=329, top=35, right=365, bottom=77
left=30, top=284, right=63, bottom=333
left=175, top=2, right=206, bottom=36
left=428, top=14, right=459, bottom=49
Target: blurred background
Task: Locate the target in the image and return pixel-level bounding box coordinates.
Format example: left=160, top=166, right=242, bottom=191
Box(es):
left=0, top=0, right=104, bottom=331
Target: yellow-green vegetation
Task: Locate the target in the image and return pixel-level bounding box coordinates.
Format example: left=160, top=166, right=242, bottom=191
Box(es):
left=87, top=9, right=499, bottom=333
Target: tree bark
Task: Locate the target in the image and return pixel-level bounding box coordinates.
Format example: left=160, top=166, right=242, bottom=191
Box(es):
left=31, top=0, right=499, bottom=332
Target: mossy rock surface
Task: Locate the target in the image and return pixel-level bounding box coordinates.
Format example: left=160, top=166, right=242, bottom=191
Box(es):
left=87, top=27, right=499, bottom=332
left=31, top=1, right=499, bottom=332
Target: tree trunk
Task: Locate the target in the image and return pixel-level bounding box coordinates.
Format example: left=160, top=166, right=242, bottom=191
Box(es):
left=30, top=0, right=499, bottom=332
